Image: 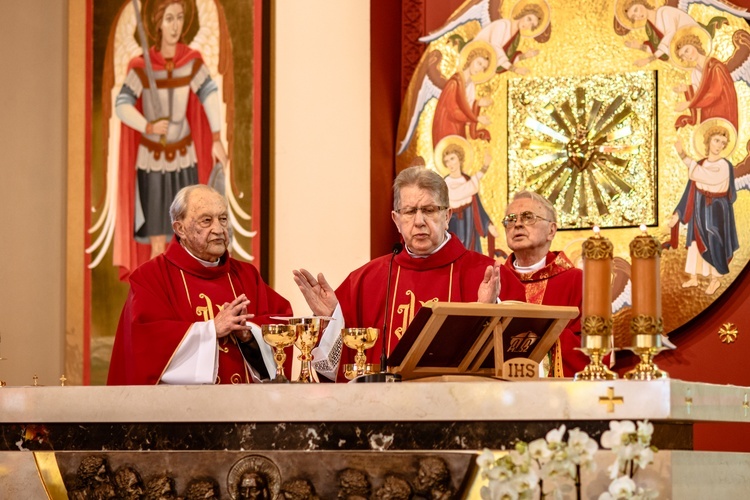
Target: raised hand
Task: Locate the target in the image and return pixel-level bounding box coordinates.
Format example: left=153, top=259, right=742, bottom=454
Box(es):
left=292, top=269, right=338, bottom=316
left=477, top=263, right=501, bottom=304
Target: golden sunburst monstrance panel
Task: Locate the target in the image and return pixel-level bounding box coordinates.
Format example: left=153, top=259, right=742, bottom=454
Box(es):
left=508, top=70, right=657, bottom=229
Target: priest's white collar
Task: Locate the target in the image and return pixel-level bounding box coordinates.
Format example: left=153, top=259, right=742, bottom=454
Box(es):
left=513, top=255, right=547, bottom=274
left=405, top=232, right=451, bottom=258
left=181, top=242, right=221, bottom=267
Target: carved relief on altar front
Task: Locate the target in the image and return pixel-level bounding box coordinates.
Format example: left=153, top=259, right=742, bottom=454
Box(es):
left=53, top=452, right=471, bottom=500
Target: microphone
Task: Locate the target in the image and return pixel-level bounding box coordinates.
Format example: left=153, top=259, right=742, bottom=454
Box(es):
left=352, top=242, right=403, bottom=383
left=380, top=242, right=403, bottom=371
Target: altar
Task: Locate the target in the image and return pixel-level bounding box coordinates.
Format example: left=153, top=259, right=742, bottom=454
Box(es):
left=1, top=379, right=749, bottom=498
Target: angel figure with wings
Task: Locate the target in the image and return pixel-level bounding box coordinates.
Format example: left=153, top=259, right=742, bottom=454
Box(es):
left=672, top=26, right=750, bottom=131
left=419, top=0, right=551, bottom=75
left=88, top=0, right=252, bottom=280
left=614, top=0, right=750, bottom=67
left=397, top=0, right=551, bottom=157
left=670, top=120, right=740, bottom=295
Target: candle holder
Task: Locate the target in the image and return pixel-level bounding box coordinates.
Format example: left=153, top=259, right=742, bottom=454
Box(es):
left=624, top=316, right=668, bottom=380
left=625, top=232, right=668, bottom=380
left=574, top=316, right=618, bottom=380
left=575, top=229, right=618, bottom=381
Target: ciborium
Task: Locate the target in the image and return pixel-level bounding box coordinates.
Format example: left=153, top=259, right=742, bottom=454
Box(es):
left=341, top=327, right=380, bottom=380
left=261, top=324, right=300, bottom=383
left=287, top=317, right=331, bottom=383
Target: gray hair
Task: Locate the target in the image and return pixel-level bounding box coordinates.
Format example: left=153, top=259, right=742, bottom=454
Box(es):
left=169, top=184, right=226, bottom=223
left=393, top=166, right=449, bottom=210
left=510, top=190, right=558, bottom=222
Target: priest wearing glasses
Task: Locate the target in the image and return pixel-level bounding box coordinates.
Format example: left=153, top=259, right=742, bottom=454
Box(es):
left=293, top=166, right=517, bottom=382
left=499, top=190, right=586, bottom=377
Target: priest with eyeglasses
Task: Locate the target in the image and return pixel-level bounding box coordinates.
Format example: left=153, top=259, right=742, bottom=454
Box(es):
left=499, top=190, right=587, bottom=377
left=293, top=166, right=520, bottom=382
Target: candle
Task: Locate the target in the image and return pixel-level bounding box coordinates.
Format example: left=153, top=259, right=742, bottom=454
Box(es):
left=630, top=227, right=661, bottom=319
left=582, top=226, right=613, bottom=322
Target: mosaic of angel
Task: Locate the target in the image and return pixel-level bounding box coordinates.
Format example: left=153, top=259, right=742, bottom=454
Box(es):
left=87, top=0, right=253, bottom=280
left=397, top=0, right=552, bottom=156
left=436, top=136, right=499, bottom=255
left=670, top=119, right=739, bottom=294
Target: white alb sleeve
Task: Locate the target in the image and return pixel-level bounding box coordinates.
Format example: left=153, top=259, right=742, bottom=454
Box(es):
left=311, top=303, right=345, bottom=381
left=161, top=321, right=218, bottom=384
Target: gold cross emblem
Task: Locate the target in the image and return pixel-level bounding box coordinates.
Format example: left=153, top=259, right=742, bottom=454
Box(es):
left=598, top=386, right=624, bottom=413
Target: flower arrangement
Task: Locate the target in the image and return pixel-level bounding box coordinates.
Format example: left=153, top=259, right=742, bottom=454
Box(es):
left=476, top=420, right=657, bottom=500
left=598, top=420, right=658, bottom=500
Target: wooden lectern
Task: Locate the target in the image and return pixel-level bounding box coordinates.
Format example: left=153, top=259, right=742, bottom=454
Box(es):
left=387, top=302, right=579, bottom=380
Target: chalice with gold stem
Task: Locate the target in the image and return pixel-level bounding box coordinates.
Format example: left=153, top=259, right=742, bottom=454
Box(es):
left=261, top=324, right=300, bottom=383
left=342, top=327, right=380, bottom=380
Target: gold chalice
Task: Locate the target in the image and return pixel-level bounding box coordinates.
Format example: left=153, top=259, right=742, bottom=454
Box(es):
left=341, top=327, right=380, bottom=380
left=261, top=324, right=300, bottom=383
left=287, top=317, right=331, bottom=383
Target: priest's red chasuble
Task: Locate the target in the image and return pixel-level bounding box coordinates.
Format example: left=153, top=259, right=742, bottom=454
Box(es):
left=500, top=251, right=587, bottom=377
left=108, top=239, right=292, bottom=385
left=335, top=235, right=495, bottom=381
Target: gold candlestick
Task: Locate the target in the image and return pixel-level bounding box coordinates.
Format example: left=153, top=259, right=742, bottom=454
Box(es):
left=575, top=226, right=617, bottom=380
left=625, top=226, right=668, bottom=380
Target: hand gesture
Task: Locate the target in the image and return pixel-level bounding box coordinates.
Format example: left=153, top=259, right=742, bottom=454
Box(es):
left=625, top=40, right=644, bottom=50
left=214, top=294, right=255, bottom=339
left=149, top=119, right=169, bottom=135
left=477, top=263, right=501, bottom=304
left=212, top=140, right=229, bottom=168
left=674, top=101, right=690, bottom=112
left=292, top=269, right=338, bottom=317
left=477, top=97, right=494, bottom=107
left=674, top=138, right=685, bottom=157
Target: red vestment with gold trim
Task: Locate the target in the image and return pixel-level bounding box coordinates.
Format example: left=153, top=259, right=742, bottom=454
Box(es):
left=335, top=235, right=498, bottom=382
left=108, top=239, right=292, bottom=385
left=500, top=251, right=586, bottom=377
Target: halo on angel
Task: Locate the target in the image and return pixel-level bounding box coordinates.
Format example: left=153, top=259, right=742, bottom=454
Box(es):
left=434, top=135, right=475, bottom=176
left=142, top=0, right=197, bottom=43
left=693, top=117, right=737, bottom=158
left=614, top=0, right=657, bottom=31
left=670, top=25, right=712, bottom=71
left=511, top=0, right=551, bottom=38
left=459, top=40, right=498, bottom=84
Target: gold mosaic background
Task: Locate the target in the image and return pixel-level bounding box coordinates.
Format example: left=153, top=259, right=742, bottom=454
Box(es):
left=396, top=0, right=750, bottom=345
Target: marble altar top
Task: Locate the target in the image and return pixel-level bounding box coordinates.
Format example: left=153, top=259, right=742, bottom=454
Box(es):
left=0, top=379, right=748, bottom=424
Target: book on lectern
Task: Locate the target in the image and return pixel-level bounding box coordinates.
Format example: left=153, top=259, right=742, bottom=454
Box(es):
left=386, top=301, right=579, bottom=380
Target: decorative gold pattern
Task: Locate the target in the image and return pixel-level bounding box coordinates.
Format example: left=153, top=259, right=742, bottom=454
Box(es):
left=582, top=237, right=614, bottom=260
left=598, top=387, right=624, bottom=413
left=629, top=315, right=663, bottom=336
left=397, top=0, right=750, bottom=346
left=629, top=235, right=661, bottom=259
left=581, top=315, right=614, bottom=336
left=510, top=72, right=656, bottom=229
left=718, top=322, right=738, bottom=344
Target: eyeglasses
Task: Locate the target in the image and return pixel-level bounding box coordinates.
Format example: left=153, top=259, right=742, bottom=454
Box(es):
left=502, top=211, right=553, bottom=228
left=394, top=205, right=448, bottom=220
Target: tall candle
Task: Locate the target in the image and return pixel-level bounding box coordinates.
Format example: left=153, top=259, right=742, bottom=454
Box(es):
left=582, top=227, right=613, bottom=322
left=630, top=225, right=661, bottom=318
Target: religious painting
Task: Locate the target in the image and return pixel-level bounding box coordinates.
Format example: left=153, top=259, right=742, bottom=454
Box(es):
left=81, top=0, right=265, bottom=384
left=396, top=0, right=750, bottom=345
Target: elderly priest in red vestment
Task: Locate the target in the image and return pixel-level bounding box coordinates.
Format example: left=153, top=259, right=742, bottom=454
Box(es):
left=293, top=166, right=510, bottom=382
left=499, top=190, right=587, bottom=377
left=108, top=184, right=292, bottom=385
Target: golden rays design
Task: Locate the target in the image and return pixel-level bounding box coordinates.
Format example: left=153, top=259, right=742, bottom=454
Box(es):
left=520, top=87, right=638, bottom=224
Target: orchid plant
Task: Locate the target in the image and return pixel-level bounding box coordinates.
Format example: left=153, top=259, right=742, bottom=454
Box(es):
left=476, top=420, right=658, bottom=500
